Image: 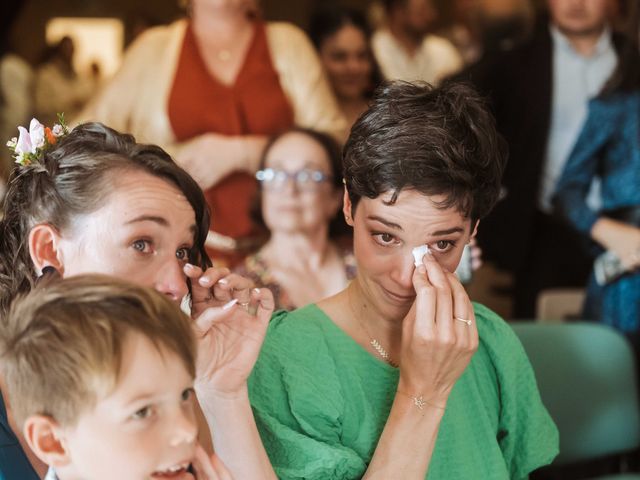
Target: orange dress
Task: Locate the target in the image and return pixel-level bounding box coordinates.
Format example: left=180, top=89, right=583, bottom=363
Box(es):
left=168, top=21, right=294, bottom=266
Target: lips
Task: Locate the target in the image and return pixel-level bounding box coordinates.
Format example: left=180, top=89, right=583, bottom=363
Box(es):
left=150, top=462, right=191, bottom=479
left=381, top=286, right=415, bottom=304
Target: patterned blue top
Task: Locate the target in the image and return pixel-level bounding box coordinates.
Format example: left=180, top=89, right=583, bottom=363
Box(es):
left=553, top=92, right=640, bottom=333
left=0, top=391, right=40, bottom=480
left=553, top=92, right=640, bottom=234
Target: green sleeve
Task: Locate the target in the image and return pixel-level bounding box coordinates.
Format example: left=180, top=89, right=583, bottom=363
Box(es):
left=249, top=311, right=367, bottom=479
left=474, top=304, right=559, bottom=479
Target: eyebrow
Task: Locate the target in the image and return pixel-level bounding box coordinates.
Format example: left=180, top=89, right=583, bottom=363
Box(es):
left=125, top=215, right=169, bottom=227
left=431, top=227, right=465, bottom=236
left=367, top=215, right=403, bottom=231
left=125, top=215, right=197, bottom=234
left=368, top=215, right=465, bottom=236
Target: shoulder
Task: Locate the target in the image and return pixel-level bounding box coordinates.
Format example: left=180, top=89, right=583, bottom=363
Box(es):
left=423, top=35, right=459, bottom=54
left=265, top=305, right=331, bottom=345
left=473, top=303, right=529, bottom=367
left=265, top=21, right=310, bottom=44
left=590, top=92, right=640, bottom=115
left=125, top=19, right=186, bottom=55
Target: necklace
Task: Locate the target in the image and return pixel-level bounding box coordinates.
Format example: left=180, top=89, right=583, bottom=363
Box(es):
left=348, top=286, right=398, bottom=367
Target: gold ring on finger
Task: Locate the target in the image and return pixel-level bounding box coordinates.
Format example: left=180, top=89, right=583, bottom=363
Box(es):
left=455, top=316, right=472, bottom=326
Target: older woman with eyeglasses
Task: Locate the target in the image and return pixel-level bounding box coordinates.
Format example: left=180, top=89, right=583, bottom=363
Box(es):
left=234, top=127, right=355, bottom=310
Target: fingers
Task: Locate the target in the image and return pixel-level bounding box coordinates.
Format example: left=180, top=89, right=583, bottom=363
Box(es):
left=445, top=271, right=478, bottom=350
left=185, top=264, right=254, bottom=306
left=252, top=287, right=275, bottom=325
left=419, top=251, right=454, bottom=336
left=192, top=444, right=233, bottom=480
left=192, top=303, right=237, bottom=338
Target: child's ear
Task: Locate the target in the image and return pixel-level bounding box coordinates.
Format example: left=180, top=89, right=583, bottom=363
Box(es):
left=23, top=415, right=72, bottom=468
left=28, top=224, right=65, bottom=276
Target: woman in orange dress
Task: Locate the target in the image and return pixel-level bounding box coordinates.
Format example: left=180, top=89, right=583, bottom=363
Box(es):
left=78, top=0, right=346, bottom=266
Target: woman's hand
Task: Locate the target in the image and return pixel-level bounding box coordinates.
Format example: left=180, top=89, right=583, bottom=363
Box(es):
left=398, top=250, right=478, bottom=408
left=175, top=133, right=244, bottom=190
left=592, top=218, right=640, bottom=270
left=189, top=444, right=233, bottom=480
left=184, top=264, right=275, bottom=397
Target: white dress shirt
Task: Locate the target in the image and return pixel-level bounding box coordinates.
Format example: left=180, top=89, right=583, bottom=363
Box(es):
left=539, top=25, right=616, bottom=212
left=371, top=29, right=463, bottom=85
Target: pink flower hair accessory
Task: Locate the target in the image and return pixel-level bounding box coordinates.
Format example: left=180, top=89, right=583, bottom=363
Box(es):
left=6, top=113, right=69, bottom=167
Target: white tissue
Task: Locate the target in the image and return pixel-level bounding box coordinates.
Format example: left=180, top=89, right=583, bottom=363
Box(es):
left=412, top=245, right=430, bottom=266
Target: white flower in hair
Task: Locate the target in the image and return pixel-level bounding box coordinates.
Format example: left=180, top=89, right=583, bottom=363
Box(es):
left=52, top=124, right=64, bottom=137
left=15, top=126, right=33, bottom=157
left=29, top=118, right=46, bottom=151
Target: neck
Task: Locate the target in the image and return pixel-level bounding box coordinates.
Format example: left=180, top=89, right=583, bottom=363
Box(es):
left=191, top=4, right=251, bottom=41
left=264, top=226, right=332, bottom=270
left=338, top=96, right=369, bottom=126
left=388, top=21, right=423, bottom=56
left=558, top=25, right=606, bottom=57
left=347, top=280, right=404, bottom=359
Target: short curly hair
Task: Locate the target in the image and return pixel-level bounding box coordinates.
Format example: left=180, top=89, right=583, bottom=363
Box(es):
left=343, top=81, right=506, bottom=222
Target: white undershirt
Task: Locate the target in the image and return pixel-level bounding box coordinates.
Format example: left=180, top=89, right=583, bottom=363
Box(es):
left=539, top=25, right=616, bottom=212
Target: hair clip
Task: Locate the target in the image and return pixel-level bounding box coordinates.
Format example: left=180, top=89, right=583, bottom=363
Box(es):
left=6, top=113, right=69, bottom=167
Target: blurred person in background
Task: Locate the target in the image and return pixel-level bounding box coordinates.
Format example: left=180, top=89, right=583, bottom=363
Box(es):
left=0, top=1, right=33, bottom=189
left=309, top=6, right=383, bottom=128
left=553, top=0, right=640, bottom=353
left=371, top=0, right=463, bottom=84
left=34, top=36, right=94, bottom=126
left=235, top=127, right=354, bottom=310
left=443, top=0, right=534, bottom=64
left=78, top=0, right=346, bottom=268
left=455, top=0, right=627, bottom=318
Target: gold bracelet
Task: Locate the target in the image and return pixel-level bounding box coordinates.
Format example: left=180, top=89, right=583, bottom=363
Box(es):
left=396, top=391, right=446, bottom=411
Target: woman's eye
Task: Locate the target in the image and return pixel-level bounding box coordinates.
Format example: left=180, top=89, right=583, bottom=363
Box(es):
left=132, top=239, right=152, bottom=253
left=373, top=232, right=398, bottom=246
left=433, top=240, right=455, bottom=252
left=176, top=247, right=191, bottom=262
left=181, top=388, right=194, bottom=402
left=131, top=406, right=153, bottom=420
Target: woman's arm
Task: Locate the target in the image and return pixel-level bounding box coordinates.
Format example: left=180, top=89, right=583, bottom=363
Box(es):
left=185, top=264, right=278, bottom=480
left=364, top=251, right=478, bottom=478
left=169, top=134, right=268, bottom=191
left=553, top=100, right=614, bottom=236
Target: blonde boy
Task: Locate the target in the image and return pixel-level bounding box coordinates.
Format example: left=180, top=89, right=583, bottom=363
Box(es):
left=0, top=274, right=223, bottom=480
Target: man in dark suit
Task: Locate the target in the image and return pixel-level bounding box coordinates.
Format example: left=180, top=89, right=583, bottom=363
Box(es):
left=455, top=0, right=627, bottom=318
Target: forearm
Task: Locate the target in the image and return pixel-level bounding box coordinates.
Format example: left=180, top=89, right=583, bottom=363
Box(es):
left=237, top=135, right=269, bottom=173
left=198, top=384, right=277, bottom=480
left=364, top=392, right=446, bottom=479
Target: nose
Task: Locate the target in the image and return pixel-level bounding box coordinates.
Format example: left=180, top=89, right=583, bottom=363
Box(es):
left=169, top=406, right=198, bottom=448
left=155, top=260, right=189, bottom=303
left=390, top=249, right=416, bottom=292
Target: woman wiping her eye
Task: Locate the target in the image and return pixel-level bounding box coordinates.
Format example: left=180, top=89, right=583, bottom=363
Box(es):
left=247, top=81, right=559, bottom=479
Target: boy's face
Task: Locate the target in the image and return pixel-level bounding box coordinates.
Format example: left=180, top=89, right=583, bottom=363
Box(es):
left=57, top=332, right=197, bottom=480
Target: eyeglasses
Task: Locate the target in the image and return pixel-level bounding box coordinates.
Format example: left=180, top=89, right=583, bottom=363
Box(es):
left=256, top=168, right=332, bottom=191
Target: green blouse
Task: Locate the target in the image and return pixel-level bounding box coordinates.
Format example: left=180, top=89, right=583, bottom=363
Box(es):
left=248, top=303, right=558, bottom=479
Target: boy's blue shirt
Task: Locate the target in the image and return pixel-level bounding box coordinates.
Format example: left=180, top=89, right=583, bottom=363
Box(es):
left=0, top=392, right=40, bottom=480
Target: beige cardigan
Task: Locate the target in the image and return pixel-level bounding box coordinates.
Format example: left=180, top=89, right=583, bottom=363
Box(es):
left=77, top=20, right=347, bottom=151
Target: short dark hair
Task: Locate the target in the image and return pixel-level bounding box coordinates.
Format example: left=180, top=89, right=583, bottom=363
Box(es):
left=343, top=81, right=506, bottom=222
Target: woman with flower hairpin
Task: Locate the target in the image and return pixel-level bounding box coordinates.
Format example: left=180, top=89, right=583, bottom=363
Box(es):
left=77, top=0, right=346, bottom=267
left=0, top=118, right=278, bottom=479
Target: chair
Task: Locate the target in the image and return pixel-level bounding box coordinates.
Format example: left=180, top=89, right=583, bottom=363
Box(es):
left=511, top=322, right=640, bottom=479
left=536, top=288, right=586, bottom=322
